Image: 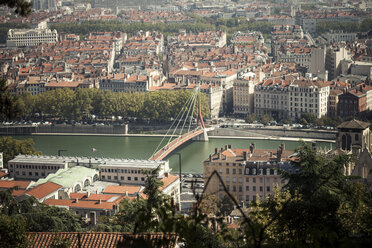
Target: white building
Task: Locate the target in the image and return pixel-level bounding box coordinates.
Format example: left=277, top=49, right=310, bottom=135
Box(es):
left=288, top=80, right=330, bottom=119
left=7, top=28, right=58, bottom=47
left=233, top=74, right=257, bottom=116
left=99, top=159, right=170, bottom=185
left=322, top=31, right=356, bottom=44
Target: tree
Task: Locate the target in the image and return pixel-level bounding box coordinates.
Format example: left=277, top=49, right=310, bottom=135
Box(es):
left=0, top=79, right=23, bottom=120
left=260, top=115, right=272, bottom=126
left=0, top=0, right=31, bottom=16
left=199, top=194, right=221, bottom=216
left=0, top=136, right=41, bottom=167
left=0, top=215, right=28, bottom=248
left=245, top=114, right=257, bottom=124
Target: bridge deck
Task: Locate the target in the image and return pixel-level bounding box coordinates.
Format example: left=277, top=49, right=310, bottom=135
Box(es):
left=149, top=128, right=204, bottom=161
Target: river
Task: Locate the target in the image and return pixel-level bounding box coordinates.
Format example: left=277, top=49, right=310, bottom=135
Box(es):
left=7, top=135, right=333, bottom=173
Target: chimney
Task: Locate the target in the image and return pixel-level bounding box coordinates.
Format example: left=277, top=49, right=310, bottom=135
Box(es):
left=98, top=199, right=102, bottom=204
left=243, top=151, right=247, bottom=161
left=215, top=148, right=218, bottom=154
left=75, top=198, right=78, bottom=203
left=125, top=191, right=128, bottom=196
left=225, top=145, right=228, bottom=150
left=87, top=191, right=90, bottom=198
left=209, top=154, right=212, bottom=161
left=228, top=144, right=232, bottom=149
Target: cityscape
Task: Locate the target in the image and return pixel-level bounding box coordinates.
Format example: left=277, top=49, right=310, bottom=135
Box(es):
left=0, top=0, right=372, bottom=247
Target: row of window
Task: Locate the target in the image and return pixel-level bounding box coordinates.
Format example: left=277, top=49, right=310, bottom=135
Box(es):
left=223, top=184, right=271, bottom=193
left=10, top=164, right=61, bottom=170
left=101, top=175, right=145, bottom=181
left=100, top=168, right=143, bottom=174
left=15, top=171, right=45, bottom=177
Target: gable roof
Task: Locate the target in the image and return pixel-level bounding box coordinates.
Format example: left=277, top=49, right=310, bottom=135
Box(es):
left=0, top=180, right=32, bottom=190
left=26, top=182, right=62, bottom=200
left=27, top=232, right=178, bottom=248
left=337, top=120, right=370, bottom=129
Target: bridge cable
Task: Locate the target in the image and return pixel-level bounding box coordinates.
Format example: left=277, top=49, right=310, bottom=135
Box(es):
left=179, top=90, right=197, bottom=136
left=188, top=88, right=197, bottom=133
left=150, top=91, right=196, bottom=158
left=165, top=91, right=197, bottom=145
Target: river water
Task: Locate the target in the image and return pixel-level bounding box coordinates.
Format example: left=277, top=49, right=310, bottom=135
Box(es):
left=8, top=135, right=333, bottom=173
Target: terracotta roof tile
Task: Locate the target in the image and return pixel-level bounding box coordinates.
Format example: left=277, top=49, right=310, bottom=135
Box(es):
left=0, top=180, right=32, bottom=190
left=27, top=232, right=178, bottom=248
left=26, top=182, right=62, bottom=200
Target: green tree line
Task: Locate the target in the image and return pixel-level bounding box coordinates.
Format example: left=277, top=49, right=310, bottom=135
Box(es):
left=50, top=18, right=274, bottom=37
left=16, top=88, right=210, bottom=122
left=317, top=18, right=372, bottom=34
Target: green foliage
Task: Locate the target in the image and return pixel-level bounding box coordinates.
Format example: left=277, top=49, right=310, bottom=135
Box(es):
left=316, top=20, right=372, bottom=34
left=0, top=0, right=31, bottom=16
left=260, top=115, right=272, bottom=126
left=17, top=88, right=210, bottom=121
left=0, top=214, right=28, bottom=248
left=0, top=136, right=41, bottom=167
left=0, top=79, right=23, bottom=120
left=245, top=114, right=257, bottom=123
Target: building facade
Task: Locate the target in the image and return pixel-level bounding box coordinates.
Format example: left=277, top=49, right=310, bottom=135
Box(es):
left=7, top=28, right=58, bottom=47
left=203, top=144, right=295, bottom=203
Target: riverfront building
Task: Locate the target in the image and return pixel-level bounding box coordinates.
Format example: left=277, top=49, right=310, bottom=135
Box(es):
left=203, top=144, right=295, bottom=203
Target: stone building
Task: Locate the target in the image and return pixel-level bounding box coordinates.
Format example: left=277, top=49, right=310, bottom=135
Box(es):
left=203, top=144, right=295, bottom=204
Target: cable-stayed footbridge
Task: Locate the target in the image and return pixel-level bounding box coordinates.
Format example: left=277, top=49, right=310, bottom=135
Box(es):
left=149, top=87, right=209, bottom=161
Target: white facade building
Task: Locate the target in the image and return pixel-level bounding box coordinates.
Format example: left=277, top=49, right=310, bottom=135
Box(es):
left=288, top=80, right=330, bottom=119
left=7, top=28, right=58, bottom=47
left=99, top=159, right=170, bottom=185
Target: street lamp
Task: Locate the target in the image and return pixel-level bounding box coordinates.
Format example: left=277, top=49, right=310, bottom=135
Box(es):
left=58, top=149, right=67, bottom=156
left=174, top=153, right=182, bottom=194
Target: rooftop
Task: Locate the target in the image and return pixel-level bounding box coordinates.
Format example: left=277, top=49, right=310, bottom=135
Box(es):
left=337, top=120, right=370, bottom=129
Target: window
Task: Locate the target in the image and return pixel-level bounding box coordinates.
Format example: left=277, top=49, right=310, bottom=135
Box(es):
left=246, top=186, right=249, bottom=191
left=141, top=177, right=145, bottom=181
left=239, top=186, right=242, bottom=192
left=253, top=195, right=257, bottom=201
left=114, top=176, right=118, bottom=180
left=260, top=186, right=263, bottom=192
left=29, top=172, right=32, bottom=176
left=246, top=195, right=249, bottom=201
left=259, top=178, right=263, bottom=183
left=233, top=169, right=236, bottom=174
left=239, top=169, right=242, bottom=174
left=253, top=186, right=256, bottom=191
left=233, top=186, right=236, bottom=192
left=128, top=177, right=131, bottom=180
left=246, top=178, right=249, bottom=182
left=121, top=176, right=124, bottom=180
left=226, top=177, right=230, bottom=182
left=238, top=177, right=242, bottom=183
left=134, top=177, right=138, bottom=181
left=226, top=185, right=230, bottom=191
left=35, top=172, right=39, bottom=176
left=226, top=168, right=230, bottom=174
left=108, top=176, right=111, bottom=180
left=267, top=186, right=270, bottom=192
left=253, top=178, right=256, bottom=183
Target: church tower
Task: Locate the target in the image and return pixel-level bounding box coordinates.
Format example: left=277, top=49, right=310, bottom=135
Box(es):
left=336, top=119, right=371, bottom=154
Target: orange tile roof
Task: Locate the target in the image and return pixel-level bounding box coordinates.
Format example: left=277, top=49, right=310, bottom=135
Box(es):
left=27, top=232, right=178, bottom=248
left=103, top=185, right=143, bottom=195
left=0, top=180, right=32, bottom=190
left=0, top=171, right=8, bottom=178
left=159, top=174, right=179, bottom=191
left=44, top=199, right=119, bottom=210
left=26, top=182, right=62, bottom=200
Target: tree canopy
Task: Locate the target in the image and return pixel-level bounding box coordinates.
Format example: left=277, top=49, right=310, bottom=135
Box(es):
left=0, top=0, right=31, bottom=16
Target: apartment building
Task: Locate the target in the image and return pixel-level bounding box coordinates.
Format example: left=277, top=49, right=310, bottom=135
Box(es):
left=233, top=74, right=257, bottom=116
left=203, top=144, right=295, bottom=203
left=288, top=80, right=330, bottom=119
left=254, top=78, right=290, bottom=120
left=7, top=28, right=58, bottom=47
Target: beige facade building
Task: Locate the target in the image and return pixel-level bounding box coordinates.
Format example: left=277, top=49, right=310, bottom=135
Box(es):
left=254, top=78, right=290, bottom=120
left=288, top=80, right=330, bottom=119
left=203, top=144, right=295, bottom=203
left=7, top=28, right=58, bottom=47
left=233, top=75, right=257, bottom=116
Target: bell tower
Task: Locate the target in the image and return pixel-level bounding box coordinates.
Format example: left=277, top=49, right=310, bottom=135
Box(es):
left=336, top=120, right=371, bottom=154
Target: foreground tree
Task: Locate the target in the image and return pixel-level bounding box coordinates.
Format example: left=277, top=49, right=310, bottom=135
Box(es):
left=0, top=0, right=31, bottom=16
left=0, top=136, right=41, bottom=167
